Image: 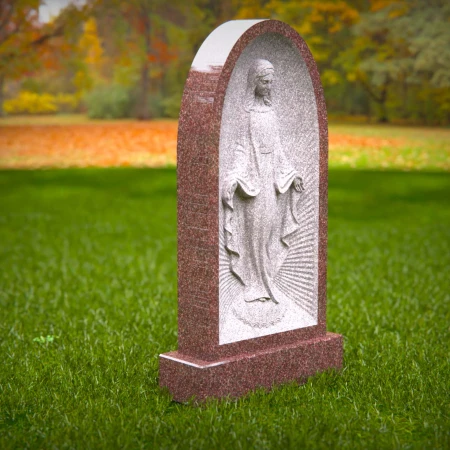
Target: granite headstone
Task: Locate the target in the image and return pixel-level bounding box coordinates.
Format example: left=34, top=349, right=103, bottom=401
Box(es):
left=159, top=19, right=343, bottom=401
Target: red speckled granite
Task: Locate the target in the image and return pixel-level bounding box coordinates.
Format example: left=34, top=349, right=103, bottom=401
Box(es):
left=160, top=19, right=343, bottom=401
left=160, top=333, right=342, bottom=402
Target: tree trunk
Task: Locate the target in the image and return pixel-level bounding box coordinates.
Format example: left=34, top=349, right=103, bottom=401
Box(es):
left=358, top=76, right=390, bottom=123
left=139, top=62, right=150, bottom=120
left=0, top=74, right=4, bottom=117
left=377, top=84, right=388, bottom=123
left=138, top=9, right=152, bottom=120
left=401, top=79, right=408, bottom=119
left=366, top=101, right=372, bottom=123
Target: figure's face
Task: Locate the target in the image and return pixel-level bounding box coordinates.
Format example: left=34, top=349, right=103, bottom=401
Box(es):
left=255, top=73, right=274, bottom=98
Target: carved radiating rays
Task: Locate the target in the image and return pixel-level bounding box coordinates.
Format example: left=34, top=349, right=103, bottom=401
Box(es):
left=275, top=170, right=318, bottom=317
left=219, top=229, right=239, bottom=325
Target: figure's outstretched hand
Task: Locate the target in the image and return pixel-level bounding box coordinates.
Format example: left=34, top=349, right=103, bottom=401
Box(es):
left=294, top=177, right=304, bottom=192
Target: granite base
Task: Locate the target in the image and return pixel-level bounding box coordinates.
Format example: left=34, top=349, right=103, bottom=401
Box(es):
left=159, top=332, right=343, bottom=402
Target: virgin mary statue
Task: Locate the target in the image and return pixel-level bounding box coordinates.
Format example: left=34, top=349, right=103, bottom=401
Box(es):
left=222, top=59, right=304, bottom=328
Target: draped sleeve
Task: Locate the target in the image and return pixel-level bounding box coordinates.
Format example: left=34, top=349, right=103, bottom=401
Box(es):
left=222, top=113, right=259, bottom=284
left=222, top=115, right=260, bottom=210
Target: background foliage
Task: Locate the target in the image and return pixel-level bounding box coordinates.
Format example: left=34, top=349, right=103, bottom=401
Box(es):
left=1, top=0, right=449, bottom=123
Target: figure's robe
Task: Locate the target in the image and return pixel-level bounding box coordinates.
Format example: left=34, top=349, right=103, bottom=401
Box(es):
left=222, top=106, right=302, bottom=304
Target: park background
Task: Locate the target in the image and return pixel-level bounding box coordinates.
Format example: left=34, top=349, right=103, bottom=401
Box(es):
left=0, top=0, right=449, bottom=448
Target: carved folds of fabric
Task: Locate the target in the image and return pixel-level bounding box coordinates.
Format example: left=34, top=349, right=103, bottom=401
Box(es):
left=222, top=108, right=302, bottom=293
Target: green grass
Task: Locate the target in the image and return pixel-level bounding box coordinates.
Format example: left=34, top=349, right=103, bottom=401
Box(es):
left=0, top=168, right=449, bottom=449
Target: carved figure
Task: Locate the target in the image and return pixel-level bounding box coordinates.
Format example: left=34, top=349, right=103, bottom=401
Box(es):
left=222, top=59, right=304, bottom=327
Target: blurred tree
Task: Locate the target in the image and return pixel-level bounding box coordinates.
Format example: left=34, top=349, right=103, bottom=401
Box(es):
left=234, top=0, right=270, bottom=19
left=90, top=0, right=225, bottom=119
left=235, top=0, right=362, bottom=116
left=92, top=0, right=186, bottom=119
left=339, top=0, right=450, bottom=122
left=0, top=0, right=86, bottom=116
left=233, top=0, right=449, bottom=123
left=2, top=0, right=448, bottom=123
left=264, top=1, right=359, bottom=87
left=74, top=17, right=105, bottom=95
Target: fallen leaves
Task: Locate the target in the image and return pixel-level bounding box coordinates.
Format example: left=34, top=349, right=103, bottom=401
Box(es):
left=0, top=119, right=448, bottom=170
left=330, top=134, right=405, bottom=150
left=329, top=131, right=450, bottom=170
left=0, top=121, right=178, bottom=169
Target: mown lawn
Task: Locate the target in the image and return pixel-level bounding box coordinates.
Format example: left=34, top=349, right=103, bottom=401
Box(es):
left=0, top=168, right=449, bottom=449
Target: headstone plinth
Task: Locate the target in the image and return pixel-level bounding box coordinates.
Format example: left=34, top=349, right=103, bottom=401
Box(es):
left=159, top=20, right=343, bottom=402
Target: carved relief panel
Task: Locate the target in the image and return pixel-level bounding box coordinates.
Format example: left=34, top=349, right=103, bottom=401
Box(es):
left=219, top=33, right=320, bottom=344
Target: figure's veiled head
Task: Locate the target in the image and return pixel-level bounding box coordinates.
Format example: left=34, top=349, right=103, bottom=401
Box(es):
left=245, top=59, right=275, bottom=112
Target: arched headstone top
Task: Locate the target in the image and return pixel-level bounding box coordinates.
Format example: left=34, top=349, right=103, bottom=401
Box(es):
left=191, top=20, right=264, bottom=72
left=178, top=20, right=328, bottom=185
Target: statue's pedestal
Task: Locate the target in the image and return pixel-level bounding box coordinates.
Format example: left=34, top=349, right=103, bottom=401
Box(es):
left=160, top=333, right=342, bottom=402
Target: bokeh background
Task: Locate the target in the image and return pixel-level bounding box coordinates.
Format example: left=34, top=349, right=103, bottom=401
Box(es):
left=0, top=1, right=449, bottom=449
left=0, top=0, right=449, bottom=169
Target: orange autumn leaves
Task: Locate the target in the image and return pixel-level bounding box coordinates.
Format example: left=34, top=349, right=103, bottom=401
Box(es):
left=329, top=131, right=450, bottom=170
left=0, top=121, right=448, bottom=170
left=0, top=121, right=177, bottom=169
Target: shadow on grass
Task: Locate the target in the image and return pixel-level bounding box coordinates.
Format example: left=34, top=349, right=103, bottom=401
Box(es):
left=0, top=168, right=448, bottom=224
left=329, top=169, right=450, bottom=223
left=0, top=167, right=177, bottom=199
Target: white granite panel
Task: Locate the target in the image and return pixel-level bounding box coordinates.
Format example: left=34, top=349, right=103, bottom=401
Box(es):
left=219, top=33, right=320, bottom=345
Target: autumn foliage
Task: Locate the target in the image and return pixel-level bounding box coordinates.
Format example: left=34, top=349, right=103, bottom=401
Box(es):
left=1, top=0, right=449, bottom=124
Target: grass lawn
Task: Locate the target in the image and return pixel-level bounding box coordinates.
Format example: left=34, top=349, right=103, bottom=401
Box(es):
left=0, top=168, right=449, bottom=448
